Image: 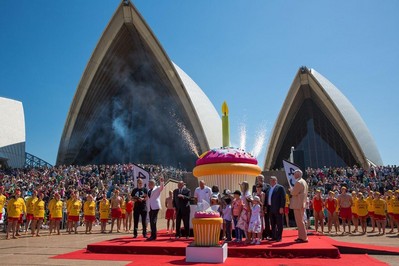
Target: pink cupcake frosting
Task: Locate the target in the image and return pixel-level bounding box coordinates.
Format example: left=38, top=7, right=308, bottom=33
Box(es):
left=194, top=210, right=221, bottom=218
left=196, top=147, right=258, bottom=166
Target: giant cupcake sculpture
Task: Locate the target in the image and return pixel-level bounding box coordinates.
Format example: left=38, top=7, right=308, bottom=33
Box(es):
left=191, top=102, right=262, bottom=248
left=193, top=102, right=262, bottom=193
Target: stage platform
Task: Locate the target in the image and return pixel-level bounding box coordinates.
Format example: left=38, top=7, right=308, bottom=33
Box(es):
left=86, top=230, right=340, bottom=258
left=50, top=229, right=399, bottom=265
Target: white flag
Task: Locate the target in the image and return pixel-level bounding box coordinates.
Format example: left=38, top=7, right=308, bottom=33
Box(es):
left=283, top=160, right=301, bottom=188
left=132, top=164, right=150, bottom=188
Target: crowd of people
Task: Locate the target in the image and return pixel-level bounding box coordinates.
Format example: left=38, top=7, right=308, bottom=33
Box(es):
left=304, top=165, right=399, bottom=236
left=0, top=164, right=185, bottom=239
left=305, top=165, right=399, bottom=196
left=0, top=163, right=398, bottom=243
left=0, top=163, right=186, bottom=205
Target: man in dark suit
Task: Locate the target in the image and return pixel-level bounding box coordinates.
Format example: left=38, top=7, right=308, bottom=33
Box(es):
left=252, top=174, right=271, bottom=239
left=264, top=176, right=286, bottom=242
left=173, top=181, right=191, bottom=239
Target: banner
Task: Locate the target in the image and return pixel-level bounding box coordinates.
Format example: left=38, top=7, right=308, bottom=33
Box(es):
left=132, top=164, right=150, bottom=188
left=283, top=159, right=301, bottom=188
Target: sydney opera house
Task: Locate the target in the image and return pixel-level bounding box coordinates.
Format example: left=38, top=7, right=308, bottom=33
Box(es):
left=264, top=67, right=383, bottom=170
left=56, top=1, right=383, bottom=170
left=56, top=1, right=221, bottom=169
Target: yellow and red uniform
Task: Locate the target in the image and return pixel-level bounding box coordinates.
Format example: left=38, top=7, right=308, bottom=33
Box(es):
left=99, top=199, right=110, bottom=222
left=7, top=197, right=26, bottom=221
left=52, top=200, right=63, bottom=220
left=391, top=196, right=399, bottom=221
left=373, top=198, right=386, bottom=221
left=366, top=196, right=374, bottom=218
left=387, top=196, right=394, bottom=215
left=33, top=199, right=45, bottom=220
left=351, top=196, right=358, bottom=217
left=68, top=199, right=82, bottom=222
left=356, top=198, right=368, bottom=217
left=48, top=198, right=56, bottom=220
left=84, top=200, right=96, bottom=222
left=26, top=196, right=38, bottom=220
left=0, top=194, right=7, bottom=220
left=66, top=197, right=73, bottom=217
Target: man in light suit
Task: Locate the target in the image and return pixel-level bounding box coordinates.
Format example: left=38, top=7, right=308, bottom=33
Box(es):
left=146, top=177, right=164, bottom=240
left=173, top=181, right=191, bottom=239
left=265, top=176, right=286, bottom=242
left=289, top=169, right=309, bottom=243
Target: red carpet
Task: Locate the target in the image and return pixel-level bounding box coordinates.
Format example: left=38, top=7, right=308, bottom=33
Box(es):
left=86, top=230, right=340, bottom=258
left=52, top=250, right=387, bottom=265
left=50, top=230, right=398, bottom=265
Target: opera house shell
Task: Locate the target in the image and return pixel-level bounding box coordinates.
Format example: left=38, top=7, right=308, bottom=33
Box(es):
left=0, top=97, right=26, bottom=168
left=57, top=1, right=221, bottom=168
left=264, top=67, right=383, bottom=170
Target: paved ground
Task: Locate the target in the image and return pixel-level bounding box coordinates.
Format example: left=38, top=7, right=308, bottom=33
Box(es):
left=1, top=221, right=398, bottom=265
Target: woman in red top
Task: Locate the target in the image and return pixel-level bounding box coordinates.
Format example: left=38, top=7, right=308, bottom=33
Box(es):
left=312, top=190, right=324, bottom=234
left=125, top=195, right=134, bottom=232
left=325, top=191, right=338, bottom=234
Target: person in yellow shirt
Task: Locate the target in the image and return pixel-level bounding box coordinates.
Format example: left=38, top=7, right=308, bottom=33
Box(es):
left=0, top=186, right=7, bottom=222
left=31, top=192, right=45, bottom=237
left=99, top=193, right=110, bottom=233
left=366, top=191, right=375, bottom=233
left=386, top=190, right=395, bottom=234
left=66, top=192, right=74, bottom=233
left=6, top=188, right=26, bottom=239
left=25, top=190, right=38, bottom=234
left=68, top=192, right=82, bottom=234
left=351, top=191, right=359, bottom=233
left=356, top=192, right=368, bottom=234
left=373, top=192, right=387, bottom=235
left=47, top=194, right=57, bottom=235
left=51, top=193, right=63, bottom=235
left=83, top=194, right=96, bottom=234
left=15, top=189, right=26, bottom=237
left=392, top=190, right=399, bottom=235
left=284, top=192, right=290, bottom=228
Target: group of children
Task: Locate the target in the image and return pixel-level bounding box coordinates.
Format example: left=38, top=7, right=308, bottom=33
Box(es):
left=311, top=188, right=399, bottom=235
left=216, top=182, right=264, bottom=245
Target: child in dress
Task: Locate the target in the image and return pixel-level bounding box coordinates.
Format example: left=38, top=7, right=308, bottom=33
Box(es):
left=248, top=196, right=262, bottom=244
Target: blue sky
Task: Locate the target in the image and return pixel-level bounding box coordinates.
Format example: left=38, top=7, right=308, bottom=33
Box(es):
left=0, top=0, right=398, bottom=167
